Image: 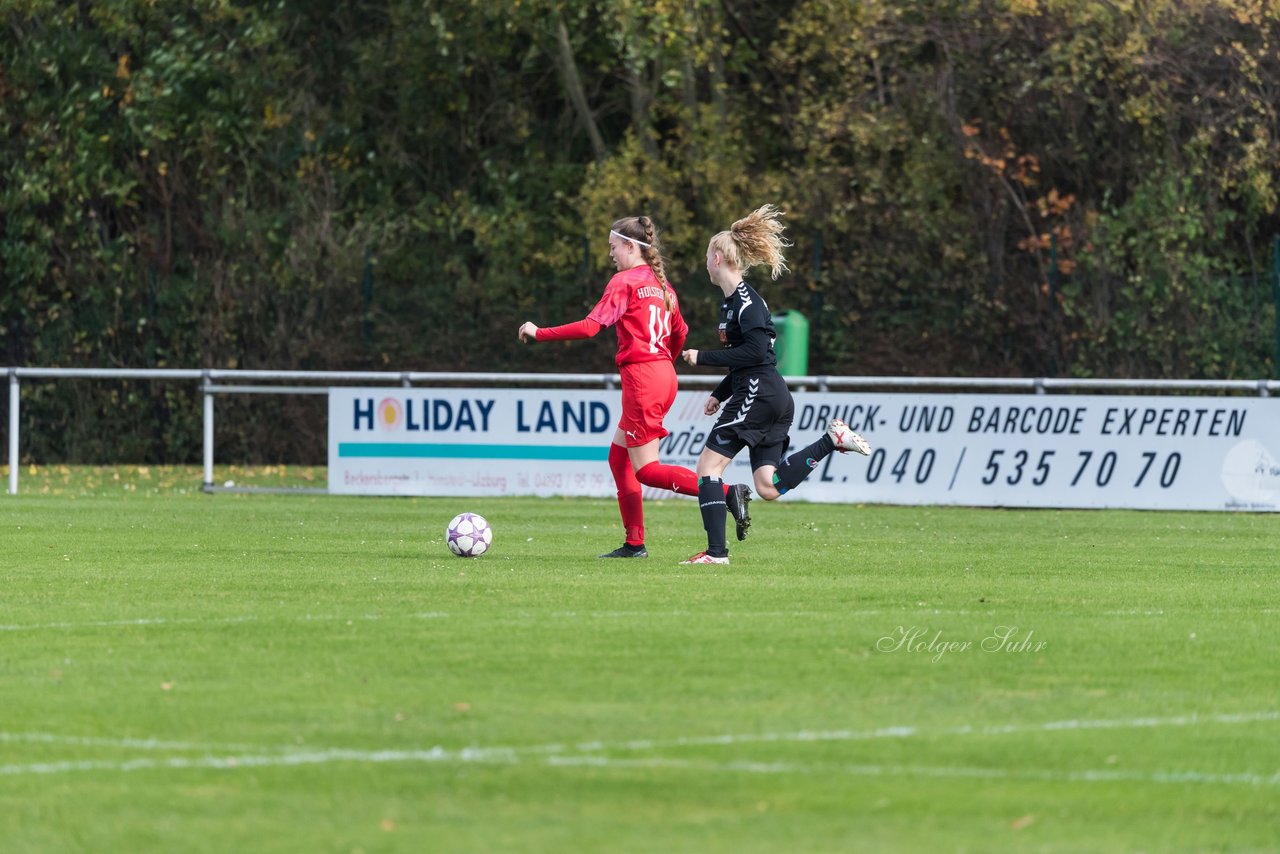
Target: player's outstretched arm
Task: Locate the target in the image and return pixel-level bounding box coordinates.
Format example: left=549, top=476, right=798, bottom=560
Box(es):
left=534, top=318, right=604, bottom=341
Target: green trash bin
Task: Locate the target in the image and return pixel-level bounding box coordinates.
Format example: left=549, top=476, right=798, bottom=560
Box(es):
left=772, top=310, right=809, bottom=376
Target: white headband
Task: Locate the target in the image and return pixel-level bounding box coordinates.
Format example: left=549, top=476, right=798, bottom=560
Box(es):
left=610, top=229, right=651, bottom=248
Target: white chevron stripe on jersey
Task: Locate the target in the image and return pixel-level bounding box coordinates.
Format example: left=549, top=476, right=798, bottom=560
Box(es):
left=734, top=283, right=753, bottom=315
left=718, top=377, right=759, bottom=429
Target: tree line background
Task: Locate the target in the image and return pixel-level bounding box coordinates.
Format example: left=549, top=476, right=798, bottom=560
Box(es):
left=2, top=0, right=1279, bottom=463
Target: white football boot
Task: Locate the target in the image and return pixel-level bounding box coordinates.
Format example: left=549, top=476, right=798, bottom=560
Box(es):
left=679, top=551, right=730, bottom=565
left=827, top=419, right=871, bottom=455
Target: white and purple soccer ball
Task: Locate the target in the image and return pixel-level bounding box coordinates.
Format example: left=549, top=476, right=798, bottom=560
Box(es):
left=446, top=512, right=493, bottom=557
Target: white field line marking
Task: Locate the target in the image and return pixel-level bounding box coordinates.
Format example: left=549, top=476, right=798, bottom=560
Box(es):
left=0, top=613, right=450, bottom=632
left=0, top=609, right=1030, bottom=633
left=0, top=747, right=520, bottom=777
left=1100, top=609, right=1166, bottom=616
left=554, top=710, right=1280, bottom=754
left=539, top=610, right=887, bottom=619
left=11, top=606, right=1256, bottom=633
left=0, top=732, right=275, bottom=753
left=1, top=710, right=1276, bottom=778
left=4, top=749, right=1279, bottom=789
left=0, top=616, right=259, bottom=632
left=545, top=755, right=1280, bottom=788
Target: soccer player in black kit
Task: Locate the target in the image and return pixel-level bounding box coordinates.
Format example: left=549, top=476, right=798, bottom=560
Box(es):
left=679, top=205, right=871, bottom=565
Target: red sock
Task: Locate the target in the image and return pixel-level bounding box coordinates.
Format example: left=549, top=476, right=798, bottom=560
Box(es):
left=635, top=461, right=699, bottom=497
left=609, top=443, right=645, bottom=546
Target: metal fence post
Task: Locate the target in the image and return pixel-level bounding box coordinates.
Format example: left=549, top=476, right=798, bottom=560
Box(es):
left=202, top=371, right=214, bottom=492
left=8, top=369, right=18, bottom=495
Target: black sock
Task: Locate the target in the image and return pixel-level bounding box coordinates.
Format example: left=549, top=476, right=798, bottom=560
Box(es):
left=698, top=476, right=729, bottom=557
left=773, top=434, right=836, bottom=493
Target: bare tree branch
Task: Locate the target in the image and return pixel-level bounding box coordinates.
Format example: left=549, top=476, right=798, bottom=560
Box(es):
left=550, top=11, right=606, bottom=160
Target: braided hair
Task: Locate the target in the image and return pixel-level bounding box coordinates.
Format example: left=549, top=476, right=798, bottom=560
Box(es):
left=612, top=215, right=673, bottom=312
left=709, top=204, right=791, bottom=279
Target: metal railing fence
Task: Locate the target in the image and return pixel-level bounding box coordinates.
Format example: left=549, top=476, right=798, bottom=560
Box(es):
left=5, top=367, right=1279, bottom=495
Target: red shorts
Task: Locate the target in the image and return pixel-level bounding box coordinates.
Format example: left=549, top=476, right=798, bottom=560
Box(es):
left=618, top=360, right=678, bottom=447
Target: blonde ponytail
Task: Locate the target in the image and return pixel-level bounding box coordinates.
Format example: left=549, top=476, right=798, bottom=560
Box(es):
left=709, top=204, right=791, bottom=279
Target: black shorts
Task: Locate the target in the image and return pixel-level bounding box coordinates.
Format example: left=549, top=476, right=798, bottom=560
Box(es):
left=703, top=371, right=794, bottom=470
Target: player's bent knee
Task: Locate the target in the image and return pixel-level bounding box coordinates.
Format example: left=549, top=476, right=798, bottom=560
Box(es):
left=754, top=476, right=782, bottom=501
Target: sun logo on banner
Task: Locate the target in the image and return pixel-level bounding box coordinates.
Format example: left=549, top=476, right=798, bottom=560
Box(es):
left=377, top=397, right=403, bottom=432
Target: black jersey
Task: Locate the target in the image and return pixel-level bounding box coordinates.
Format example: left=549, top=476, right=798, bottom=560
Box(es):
left=697, top=280, right=794, bottom=462
left=695, top=281, right=778, bottom=398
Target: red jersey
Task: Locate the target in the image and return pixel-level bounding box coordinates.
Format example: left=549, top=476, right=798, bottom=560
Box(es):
left=586, top=266, right=689, bottom=366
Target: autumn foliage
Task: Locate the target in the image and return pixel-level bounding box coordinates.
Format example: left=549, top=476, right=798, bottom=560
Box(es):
left=1, top=0, right=1278, bottom=461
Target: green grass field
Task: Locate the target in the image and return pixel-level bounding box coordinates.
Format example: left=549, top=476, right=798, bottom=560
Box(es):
left=2, top=466, right=1278, bottom=852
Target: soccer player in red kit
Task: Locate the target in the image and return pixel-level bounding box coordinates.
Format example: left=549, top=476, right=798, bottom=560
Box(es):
left=519, top=215, right=751, bottom=558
